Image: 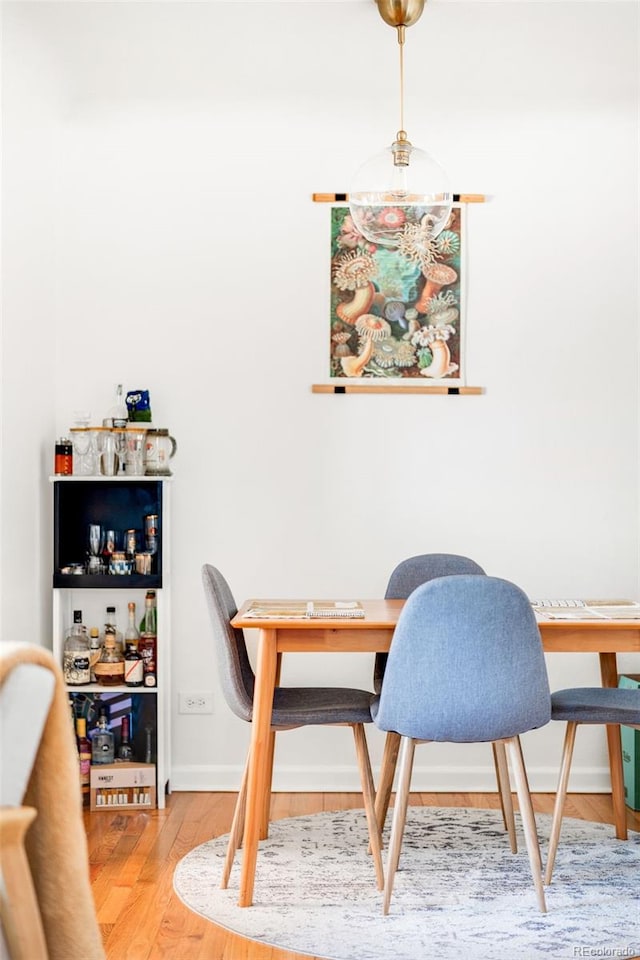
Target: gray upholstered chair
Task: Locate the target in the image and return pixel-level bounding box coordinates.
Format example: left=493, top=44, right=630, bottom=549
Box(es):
left=201, top=564, right=383, bottom=890
left=373, top=553, right=517, bottom=855
left=545, top=687, right=640, bottom=884
left=372, top=575, right=551, bottom=914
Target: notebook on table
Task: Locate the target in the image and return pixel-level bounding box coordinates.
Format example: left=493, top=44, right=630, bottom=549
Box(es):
left=531, top=598, right=640, bottom=620
left=243, top=601, right=365, bottom=620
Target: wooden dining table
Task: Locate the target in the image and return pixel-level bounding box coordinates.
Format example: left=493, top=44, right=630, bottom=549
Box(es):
left=230, top=599, right=640, bottom=907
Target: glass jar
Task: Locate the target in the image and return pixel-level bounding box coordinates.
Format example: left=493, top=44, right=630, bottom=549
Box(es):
left=144, top=429, right=177, bottom=476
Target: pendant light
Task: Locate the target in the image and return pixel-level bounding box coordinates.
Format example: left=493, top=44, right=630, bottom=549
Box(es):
left=349, top=0, right=452, bottom=251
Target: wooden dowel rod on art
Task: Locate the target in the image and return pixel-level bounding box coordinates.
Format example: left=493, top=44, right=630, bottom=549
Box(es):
left=311, top=385, right=485, bottom=396
left=311, top=193, right=485, bottom=204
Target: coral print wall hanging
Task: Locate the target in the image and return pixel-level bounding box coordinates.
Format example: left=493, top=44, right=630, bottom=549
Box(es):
left=330, top=204, right=465, bottom=384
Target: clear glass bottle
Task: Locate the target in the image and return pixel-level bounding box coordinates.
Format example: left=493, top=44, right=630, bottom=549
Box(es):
left=91, top=707, right=115, bottom=764
left=139, top=591, right=157, bottom=688
left=117, top=715, right=134, bottom=762
left=108, top=383, right=128, bottom=429
left=88, top=626, right=101, bottom=683
left=94, top=626, right=125, bottom=686
left=104, top=605, right=123, bottom=653
left=63, top=610, right=91, bottom=685
left=125, top=601, right=139, bottom=642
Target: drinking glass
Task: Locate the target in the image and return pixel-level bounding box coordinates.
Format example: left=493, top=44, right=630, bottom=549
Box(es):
left=113, top=430, right=128, bottom=475
left=87, top=524, right=104, bottom=574
left=103, top=529, right=117, bottom=560
left=97, top=429, right=117, bottom=476
left=70, top=429, right=93, bottom=476
left=124, top=429, right=146, bottom=476
left=88, top=524, right=103, bottom=557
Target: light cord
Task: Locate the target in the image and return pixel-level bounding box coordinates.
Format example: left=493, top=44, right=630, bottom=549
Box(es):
left=397, top=25, right=406, bottom=138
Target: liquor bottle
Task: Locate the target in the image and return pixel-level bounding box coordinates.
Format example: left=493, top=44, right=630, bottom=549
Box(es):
left=91, top=707, right=115, bottom=764
left=138, top=590, right=156, bottom=631
left=139, top=591, right=157, bottom=688
left=76, top=717, right=91, bottom=803
left=124, top=639, right=144, bottom=688
left=124, top=604, right=143, bottom=686
left=94, top=626, right=125, bottom=685
left=125, top=601, right=139, bottom=644
left=88, top=626, right=101, bottom=683
left=108, top=383, right=128, bottom=428
left=104, top=605, right=123, bottom=653
left=63, top=610, right=91, bottom=685
left=117, top=715, right=134, bottom=762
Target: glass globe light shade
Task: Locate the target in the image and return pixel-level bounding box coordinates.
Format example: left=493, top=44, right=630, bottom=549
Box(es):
left=349, top=138, right=452, bottom=248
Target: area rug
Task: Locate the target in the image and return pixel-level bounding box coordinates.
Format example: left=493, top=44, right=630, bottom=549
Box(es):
left=173, top=807, right=640, bottom=960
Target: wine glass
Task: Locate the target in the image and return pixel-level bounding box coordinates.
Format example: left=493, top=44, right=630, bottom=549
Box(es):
left=69, top=429, right=90, bottom=475
left=87, top=524, right=104, bottom=574
left=113, top=429, right=128, bottom=475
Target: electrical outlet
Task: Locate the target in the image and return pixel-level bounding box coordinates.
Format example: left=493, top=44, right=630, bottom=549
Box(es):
left=179, top=691, right=214, bottom=714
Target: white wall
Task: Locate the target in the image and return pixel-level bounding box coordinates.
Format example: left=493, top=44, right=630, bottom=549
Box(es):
left=2, top=1, right=638, bottom=793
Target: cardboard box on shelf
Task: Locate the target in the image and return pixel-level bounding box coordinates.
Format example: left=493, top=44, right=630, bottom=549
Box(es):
left=90, top=762, right=156, bottom=811
left=618, top=674, right=640, bottom=811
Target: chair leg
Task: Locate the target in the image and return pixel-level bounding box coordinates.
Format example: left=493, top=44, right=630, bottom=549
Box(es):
left=0, top=807, right=48, bottom=960
left=352, top=724, right=385, bottom=891
left=221, top=753, right=249, bottom=889
left=493, top=741, right=517, bottom=853
left=545, top=721, right=578, bottom=885
left=259, top=655, right=283, bottom=841
left=505, top=736, right=547, bottom=913
left=260, top=730, right=277, bottom=841
left=383, top=736, right=415, bottom=915
left=373, top=731, right=401, bottom=847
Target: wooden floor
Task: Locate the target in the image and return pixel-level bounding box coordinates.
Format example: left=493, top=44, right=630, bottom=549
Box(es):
left=85, top=791, right=640, bottom=960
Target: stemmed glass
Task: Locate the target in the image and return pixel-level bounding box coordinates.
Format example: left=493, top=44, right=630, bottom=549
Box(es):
left=70, top=429, right=93, bottom=475
left=113, top=430, right=128, bottom=476
left=87, top=524, right=104, bottom=574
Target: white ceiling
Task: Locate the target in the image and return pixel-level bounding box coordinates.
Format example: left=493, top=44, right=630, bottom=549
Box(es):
left=8, top=0, right=636, bottom=5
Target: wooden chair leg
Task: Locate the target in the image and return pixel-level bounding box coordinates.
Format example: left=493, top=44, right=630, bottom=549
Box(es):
left=220, top=754, right=249, bottom=889
left=545, top=721, right=578, bottom=885
left=352, top=724, right=384, bottom=890
left=374, top=731, right=401, bottom=845
left=0, top=806, right=48, bottom=960
left=260, top=730, right=277, bottom=841
left=505, top=736, right=547, bottom=913
left=493, top=740, right=517, bottom=853
left=383, top=736, right=415, bottom=915
left=258, top=654, right=283, bottom=841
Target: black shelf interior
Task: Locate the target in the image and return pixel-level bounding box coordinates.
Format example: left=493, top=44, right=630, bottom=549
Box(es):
left=71, top=690, right=158, bottom=766
left=53, top=573, right=161, bottom=589
left=53, top=480, right=163, bottom=586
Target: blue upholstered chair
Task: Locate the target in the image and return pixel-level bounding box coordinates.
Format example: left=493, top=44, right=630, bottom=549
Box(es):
left=373, top=554, right=517, bottom=855
left=374, top=554, right=487, bottom=694
left=201, top=564, right=383, bottom=890
left=372, top=575, right=551, bottom=914
left=545, top=687, right=640, bottom=884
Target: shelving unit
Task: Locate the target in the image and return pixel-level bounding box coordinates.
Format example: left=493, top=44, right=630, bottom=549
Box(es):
left=50, top=476, right=171, bottom=809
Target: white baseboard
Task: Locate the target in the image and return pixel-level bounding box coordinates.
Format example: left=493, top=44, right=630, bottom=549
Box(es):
left=171, top=763, right=615, bottom=794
